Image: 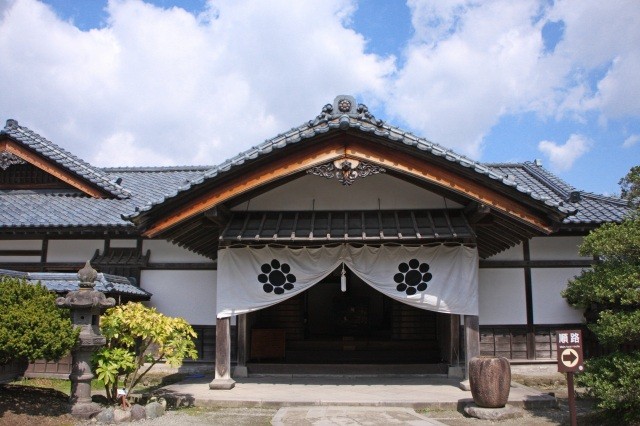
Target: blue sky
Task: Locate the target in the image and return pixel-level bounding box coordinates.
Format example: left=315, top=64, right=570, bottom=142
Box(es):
left=1, top=0, right=638, bottom=195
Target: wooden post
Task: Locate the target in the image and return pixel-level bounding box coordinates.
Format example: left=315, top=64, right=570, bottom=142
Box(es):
left=464, top=315, right=480, bottom=380
left=209, top=317, right=235, bottom=390
left=450, top=314, right=460, bottom=365
left=234, top=314, right=248, bottom=378
left=567, top=372, right=577, bottom=426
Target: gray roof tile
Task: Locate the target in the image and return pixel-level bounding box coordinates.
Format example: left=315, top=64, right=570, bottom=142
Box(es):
left=1, top=98, right=631, bottom=229
left=1, top=120, right=131, bottom=199
left=124, top=98, right=579, bottom=219
left=0, top=269, right=151, bottom=298
left=0, top=168, right=207, bottom=228
left=487, top=162, right=629, bottom=224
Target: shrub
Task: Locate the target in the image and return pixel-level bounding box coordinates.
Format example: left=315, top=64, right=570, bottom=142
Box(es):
left=577, top=352, right=640, bottom=423
left=92, top=302, right=198, bottom=401
left=0, top=277, right=78, bottom=364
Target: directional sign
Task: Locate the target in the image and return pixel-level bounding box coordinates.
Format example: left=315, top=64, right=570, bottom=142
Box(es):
left=556, top=329, right=584, bottom=373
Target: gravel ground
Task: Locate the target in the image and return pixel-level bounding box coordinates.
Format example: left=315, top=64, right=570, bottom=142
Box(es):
left=0, top=380, right=614, bottom=426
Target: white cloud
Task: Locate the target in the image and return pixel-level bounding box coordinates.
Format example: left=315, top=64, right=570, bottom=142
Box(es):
left=623, top=134, right=640, bottom=148
left=0, top=0, right=638, bottom=170
left=388, top=0, right=640, bottom=158
left=389, top=0, right=549, bottom=157
left=538, top=134, right=592, bottom=171
left=0, top=0, right=394, bottom=166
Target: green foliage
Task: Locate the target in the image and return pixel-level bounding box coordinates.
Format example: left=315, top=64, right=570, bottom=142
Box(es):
left=94, top=347, right=136, bottom=387
left=93, top=302, right=198, bottom=401
left=0, top=277, right=78, bottom=364
left=619, top=165, right=640, bottom=210
left=562, top=165, right=640, bottom=420
left=577, top=352, right=640, bottom=423
left=590, top=309, right=640, bottom=346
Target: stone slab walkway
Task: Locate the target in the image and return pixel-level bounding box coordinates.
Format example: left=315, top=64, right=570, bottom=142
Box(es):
left=156, top=375, right=557, bottom=410
left=272, top=406, right=446, bottom=425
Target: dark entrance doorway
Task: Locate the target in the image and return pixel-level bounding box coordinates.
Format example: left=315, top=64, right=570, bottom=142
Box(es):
left=248, top=267, right=447, bottom=364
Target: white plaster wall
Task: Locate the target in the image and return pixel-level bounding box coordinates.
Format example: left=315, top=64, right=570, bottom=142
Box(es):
left=486, top=243, right=523, bottom=261
left=532, top=268, right=585, bottom=324
left=143, top=240, right=213, bottom=263
left=0, top=240, right=42, bottom=250
left=109, top=239, right=138, bottom=248
left=47, top=240, right=104, bottom=262
left=478, top=269, right=527, bottom=325
left=231, top=174, right=463, bottom=211
left=529, top=236, right=586, bottom=260
left=141, top=270, right=217, bottom=325
left=0, top=239, right=42, bottom=262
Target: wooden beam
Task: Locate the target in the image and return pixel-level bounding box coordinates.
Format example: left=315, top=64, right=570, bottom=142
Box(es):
left=344, top=142, right=553, bottom=233
left=0, top=250, right=42, bottom=256
left=479, top=259, right=594, bottom=269
left=143, top=143, right=345, bottom=237
left=143, top=138, right=555, bottom=237
left=0, top=140, right=107, bottom=198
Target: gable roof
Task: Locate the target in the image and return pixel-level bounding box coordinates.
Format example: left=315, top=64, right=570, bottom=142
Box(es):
left=125, top=97, right=577, bottom=224
left=1, top=119, right=131, bottom=199
left=0, top=96, right=631, bottom=258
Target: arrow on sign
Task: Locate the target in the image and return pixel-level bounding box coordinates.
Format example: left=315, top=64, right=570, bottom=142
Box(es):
left=561, top=348, right=579, bottom=368
left=562, top=351, right=577, bottom=364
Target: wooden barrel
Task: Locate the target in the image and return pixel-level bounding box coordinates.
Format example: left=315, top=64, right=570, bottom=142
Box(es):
left=469, top=356, right=511, bottom=408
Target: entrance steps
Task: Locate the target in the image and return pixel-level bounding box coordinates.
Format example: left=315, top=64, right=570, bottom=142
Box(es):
left=246, top=363, right=449, bottom=376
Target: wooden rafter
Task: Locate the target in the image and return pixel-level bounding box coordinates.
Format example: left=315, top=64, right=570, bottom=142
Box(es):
left=0, top=139, right=107, bottom=198
left=142, top=138, right=555, bottom=238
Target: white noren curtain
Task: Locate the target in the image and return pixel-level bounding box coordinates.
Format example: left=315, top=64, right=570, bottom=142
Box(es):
left=216, top=244, right=478, bottom=318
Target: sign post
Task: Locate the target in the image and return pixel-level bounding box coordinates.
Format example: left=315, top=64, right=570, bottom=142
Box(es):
left=556, top=329, right=584, bottom=426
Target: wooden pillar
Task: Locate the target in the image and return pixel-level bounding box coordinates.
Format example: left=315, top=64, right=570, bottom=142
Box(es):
left=233, top=314, right=248, bottom=378
left=464, top=315, right=480, bottom=380
left=523, top=240, right=536, bottom=359
left=450, top=314, right=461, bottom=365
left=209, top=317, right=235, bottom=390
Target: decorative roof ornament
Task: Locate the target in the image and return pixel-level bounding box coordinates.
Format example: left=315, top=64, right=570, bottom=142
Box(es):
left=0, top=151, right=26, bottom=170
left=307, top=95, right=384, bottom=127
left=307, top=159, right=386, bottom=186
left=338, top=98, right=352, bottom=112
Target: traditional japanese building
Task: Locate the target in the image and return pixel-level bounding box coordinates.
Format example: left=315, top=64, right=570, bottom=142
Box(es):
left=0, top=96, right=629, bottom=388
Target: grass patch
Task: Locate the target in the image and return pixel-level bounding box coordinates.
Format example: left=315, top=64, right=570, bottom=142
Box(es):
left=10, top=377, right=105, bottom=395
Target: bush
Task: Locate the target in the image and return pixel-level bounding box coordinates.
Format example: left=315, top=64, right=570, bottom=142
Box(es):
left=92, top=302, right=198, bottom=401
left=0, top=277, right=78, bottom=364
left=577, top=351, right=640, bottom=423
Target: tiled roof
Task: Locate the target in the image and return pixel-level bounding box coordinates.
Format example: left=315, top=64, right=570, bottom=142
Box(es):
left=0, top=269, right=152, bottom=299
left=125, top=96, right=577, bottom=220
left=1, top=119, right=131, bottom=199
left=0, top=97, right=631, bottom=230
left=487, top=162, right=629, bottom=224
left=0, top=168, right=207, bottom=229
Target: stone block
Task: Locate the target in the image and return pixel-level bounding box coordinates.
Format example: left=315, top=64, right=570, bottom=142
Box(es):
left=145, top=401, right=166, bottom=419
left=464, top=403, right=524, bottom=420
left=113, top=408, right=131, bottom=423
left=95, top=407, right=114, bottom=424
left=130, top=404, right=147, bottom=421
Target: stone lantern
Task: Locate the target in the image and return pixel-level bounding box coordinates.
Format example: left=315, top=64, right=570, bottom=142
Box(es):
left=56, top=261, right=115, bottom=419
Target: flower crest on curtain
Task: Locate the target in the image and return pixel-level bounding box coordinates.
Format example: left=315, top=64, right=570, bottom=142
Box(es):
left=216, top=244, right=478, bottom=318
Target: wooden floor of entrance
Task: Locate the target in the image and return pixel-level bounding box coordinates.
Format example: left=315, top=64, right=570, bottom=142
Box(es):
left=246, top=269, right=456, bottom=368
